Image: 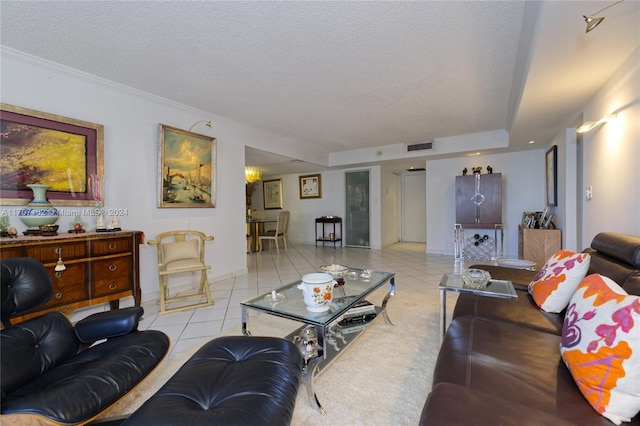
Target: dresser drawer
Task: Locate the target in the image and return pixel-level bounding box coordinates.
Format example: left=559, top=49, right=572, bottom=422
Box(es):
left=92, top=257, right=133, bottom=298
left=91, top=236, right=133, bottom=256
left=25, top=241, right=88, bottom=263
left=43, top=263, right=89, bottom=308
left=0, top=245, right=23, bottom=259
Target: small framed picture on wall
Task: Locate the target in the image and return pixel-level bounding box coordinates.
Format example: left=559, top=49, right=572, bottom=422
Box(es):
left=299, top=174, right=321, bottom=199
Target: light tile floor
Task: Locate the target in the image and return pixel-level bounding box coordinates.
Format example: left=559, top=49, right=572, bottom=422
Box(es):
left=135, top=242, right=464, bottom=357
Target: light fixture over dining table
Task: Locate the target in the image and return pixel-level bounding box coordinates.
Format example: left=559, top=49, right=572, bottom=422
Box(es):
left=245, top=167, right=262, bottom=183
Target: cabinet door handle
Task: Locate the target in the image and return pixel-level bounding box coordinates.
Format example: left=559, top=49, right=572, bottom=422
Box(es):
left=108, top=264, right=117, bottom=271
left=109, top=243, right=117, bottom=250
left=55, top=292, right=63, bottom=299
left=108, top=282, right=118, bottom=290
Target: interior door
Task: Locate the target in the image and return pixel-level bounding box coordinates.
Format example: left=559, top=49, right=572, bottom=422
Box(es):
left=401, top=171, right=426, bottom=242
left=345, top=170, right=370, bottom=247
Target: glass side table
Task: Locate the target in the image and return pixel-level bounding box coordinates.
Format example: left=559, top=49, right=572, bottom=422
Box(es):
left=439, top=274, right=517, bottom=339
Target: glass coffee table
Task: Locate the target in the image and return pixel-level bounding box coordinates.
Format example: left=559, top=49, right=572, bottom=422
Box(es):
left=439, top=274, right=517, bottom=339
left=241, top=268, right=395, bottom=414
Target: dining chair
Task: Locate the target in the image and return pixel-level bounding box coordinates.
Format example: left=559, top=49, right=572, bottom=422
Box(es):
left=147, top=230, right=214, bottom=314
left=259, top=210, right=290, bottom=254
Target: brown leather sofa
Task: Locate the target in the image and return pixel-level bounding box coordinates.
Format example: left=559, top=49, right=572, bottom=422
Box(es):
left=420, top=232, right=640, bottom=425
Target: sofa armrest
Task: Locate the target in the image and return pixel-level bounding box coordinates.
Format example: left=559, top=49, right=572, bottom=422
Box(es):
left=75, top=307, right=144, bottom=343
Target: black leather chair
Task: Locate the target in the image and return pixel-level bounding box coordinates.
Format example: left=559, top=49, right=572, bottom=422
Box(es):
left=0, top=257, right=170, bottom=425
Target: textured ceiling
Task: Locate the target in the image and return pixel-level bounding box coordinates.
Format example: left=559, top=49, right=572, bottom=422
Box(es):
left=1, top=1, right=639, bottom=175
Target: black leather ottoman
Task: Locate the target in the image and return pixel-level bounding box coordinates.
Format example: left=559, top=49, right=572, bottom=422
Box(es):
left=122, top=335, right=303, bottom=426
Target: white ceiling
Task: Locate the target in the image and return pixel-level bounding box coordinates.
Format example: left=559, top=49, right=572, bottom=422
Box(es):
left=1, top=1, right=638, bottom=176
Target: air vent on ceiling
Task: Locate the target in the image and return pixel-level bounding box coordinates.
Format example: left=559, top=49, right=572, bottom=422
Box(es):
left=407, top=140, right=433, bottom=152
left=407, top=167, right=426, bottom=172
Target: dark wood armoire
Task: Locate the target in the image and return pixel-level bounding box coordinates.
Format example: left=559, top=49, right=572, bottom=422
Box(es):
left=455, top=173, right=502, bottom=228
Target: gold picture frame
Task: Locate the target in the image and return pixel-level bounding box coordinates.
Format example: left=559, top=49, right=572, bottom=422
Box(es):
left=0, top=103, right=104, bottom=206
left=263, top=178, right=283, bottom=209
left=158, top=124, right=216, bottom=208
left=299, top=174, right=322, bottom=199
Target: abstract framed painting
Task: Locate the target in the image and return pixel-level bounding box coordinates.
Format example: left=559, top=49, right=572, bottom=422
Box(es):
left=158, top=124, right=216, bottom=208
left=0, top=103, right=104, bottom=206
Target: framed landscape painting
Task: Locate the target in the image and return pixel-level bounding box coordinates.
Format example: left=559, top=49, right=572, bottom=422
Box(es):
left=0, top=103, right=104, bottom=206
left=158, top=124, right=216, bottom=208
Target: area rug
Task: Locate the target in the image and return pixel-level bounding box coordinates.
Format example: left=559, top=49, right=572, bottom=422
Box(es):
left=98, top=285, right=442, bottom=425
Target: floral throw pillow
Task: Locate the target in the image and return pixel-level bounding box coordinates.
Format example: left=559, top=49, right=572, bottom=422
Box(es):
left=528, top=249, right=591, bottom=312
left=560, top=274, right=640, bottom=425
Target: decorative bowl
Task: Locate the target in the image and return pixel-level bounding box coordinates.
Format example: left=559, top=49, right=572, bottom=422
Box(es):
left=462, top=268, right=491, bottom=289
left=39, top=224, right=59, bottom=234
left=320, top=264, right=349, bottom=279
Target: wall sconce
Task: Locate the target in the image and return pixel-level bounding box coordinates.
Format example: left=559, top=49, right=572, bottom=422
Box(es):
left=245, top=167, right=262, bottom=183
left=576, top=113, right=617, bottom=133
left=583, top=0, right=625, bottom=33
left=188, top=120, right=212, bottom=132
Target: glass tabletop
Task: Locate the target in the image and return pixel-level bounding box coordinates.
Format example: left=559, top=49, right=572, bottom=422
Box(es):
left=241, top=268, right=395, bottom=326
left=439, top=274, right=517, bottom=299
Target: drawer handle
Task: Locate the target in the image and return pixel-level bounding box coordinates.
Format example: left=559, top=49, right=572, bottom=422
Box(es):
left=55, top=292, right=63, bottom=300
left=109, top=243, right=117, bottom=250
left=108, top=264, right=117, bottom=272
left=108, top=282, right=118, bottom=290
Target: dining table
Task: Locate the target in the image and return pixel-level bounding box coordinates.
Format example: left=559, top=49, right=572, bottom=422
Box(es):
left=246, top=218, right=277, bottom=252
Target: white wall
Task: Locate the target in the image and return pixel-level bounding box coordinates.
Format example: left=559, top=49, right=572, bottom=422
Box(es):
left=577, top=48, right=640, bottom=243
left=426, top=151, right=545, bottom=257
left=0, top=49, right=329, bottom=302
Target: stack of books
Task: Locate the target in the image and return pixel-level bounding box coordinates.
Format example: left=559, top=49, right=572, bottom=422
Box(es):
left=338, top=300, right=376, bottom=327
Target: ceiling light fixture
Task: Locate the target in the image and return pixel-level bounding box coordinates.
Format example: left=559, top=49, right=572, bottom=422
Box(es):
left=583, top=0, right=625, bottom=33
left=576, top=113, right=617, bottom=133
left=245, top=167, right=262, bottom=184
left=188, top=120, right=212, bottom=132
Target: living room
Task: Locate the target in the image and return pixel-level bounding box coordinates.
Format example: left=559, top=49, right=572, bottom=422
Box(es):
left=1, top=2, right=639, bottom=424
left=1, top=2, right=638, bottom=307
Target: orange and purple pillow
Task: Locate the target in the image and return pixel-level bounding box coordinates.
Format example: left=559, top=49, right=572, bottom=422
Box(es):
left=528, top=249, right=591, bottom=313
left=560, top=274, right=640, bottom=425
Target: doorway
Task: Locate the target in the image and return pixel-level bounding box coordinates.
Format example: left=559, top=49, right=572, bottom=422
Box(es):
left=401, top=171, right=426, bottom=243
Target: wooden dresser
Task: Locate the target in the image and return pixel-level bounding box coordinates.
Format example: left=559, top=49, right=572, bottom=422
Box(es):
left=0, top=230, right=143, bottom=321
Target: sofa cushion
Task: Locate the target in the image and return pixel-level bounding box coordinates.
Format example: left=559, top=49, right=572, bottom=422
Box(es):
left=591, top=232, right=640, bottom=268
left=452, top=290, right=564, bottom=335
left=433, top=317, right=624, bottom=425
left=122, top=336, right=303, bottom=426
left=162, top=239, right=199, bottom=264
left=560, top=274, right=640, bottom=425
left=528, top=249, right=591, bottom=313
left=420, top=382, right=577, bottom=426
